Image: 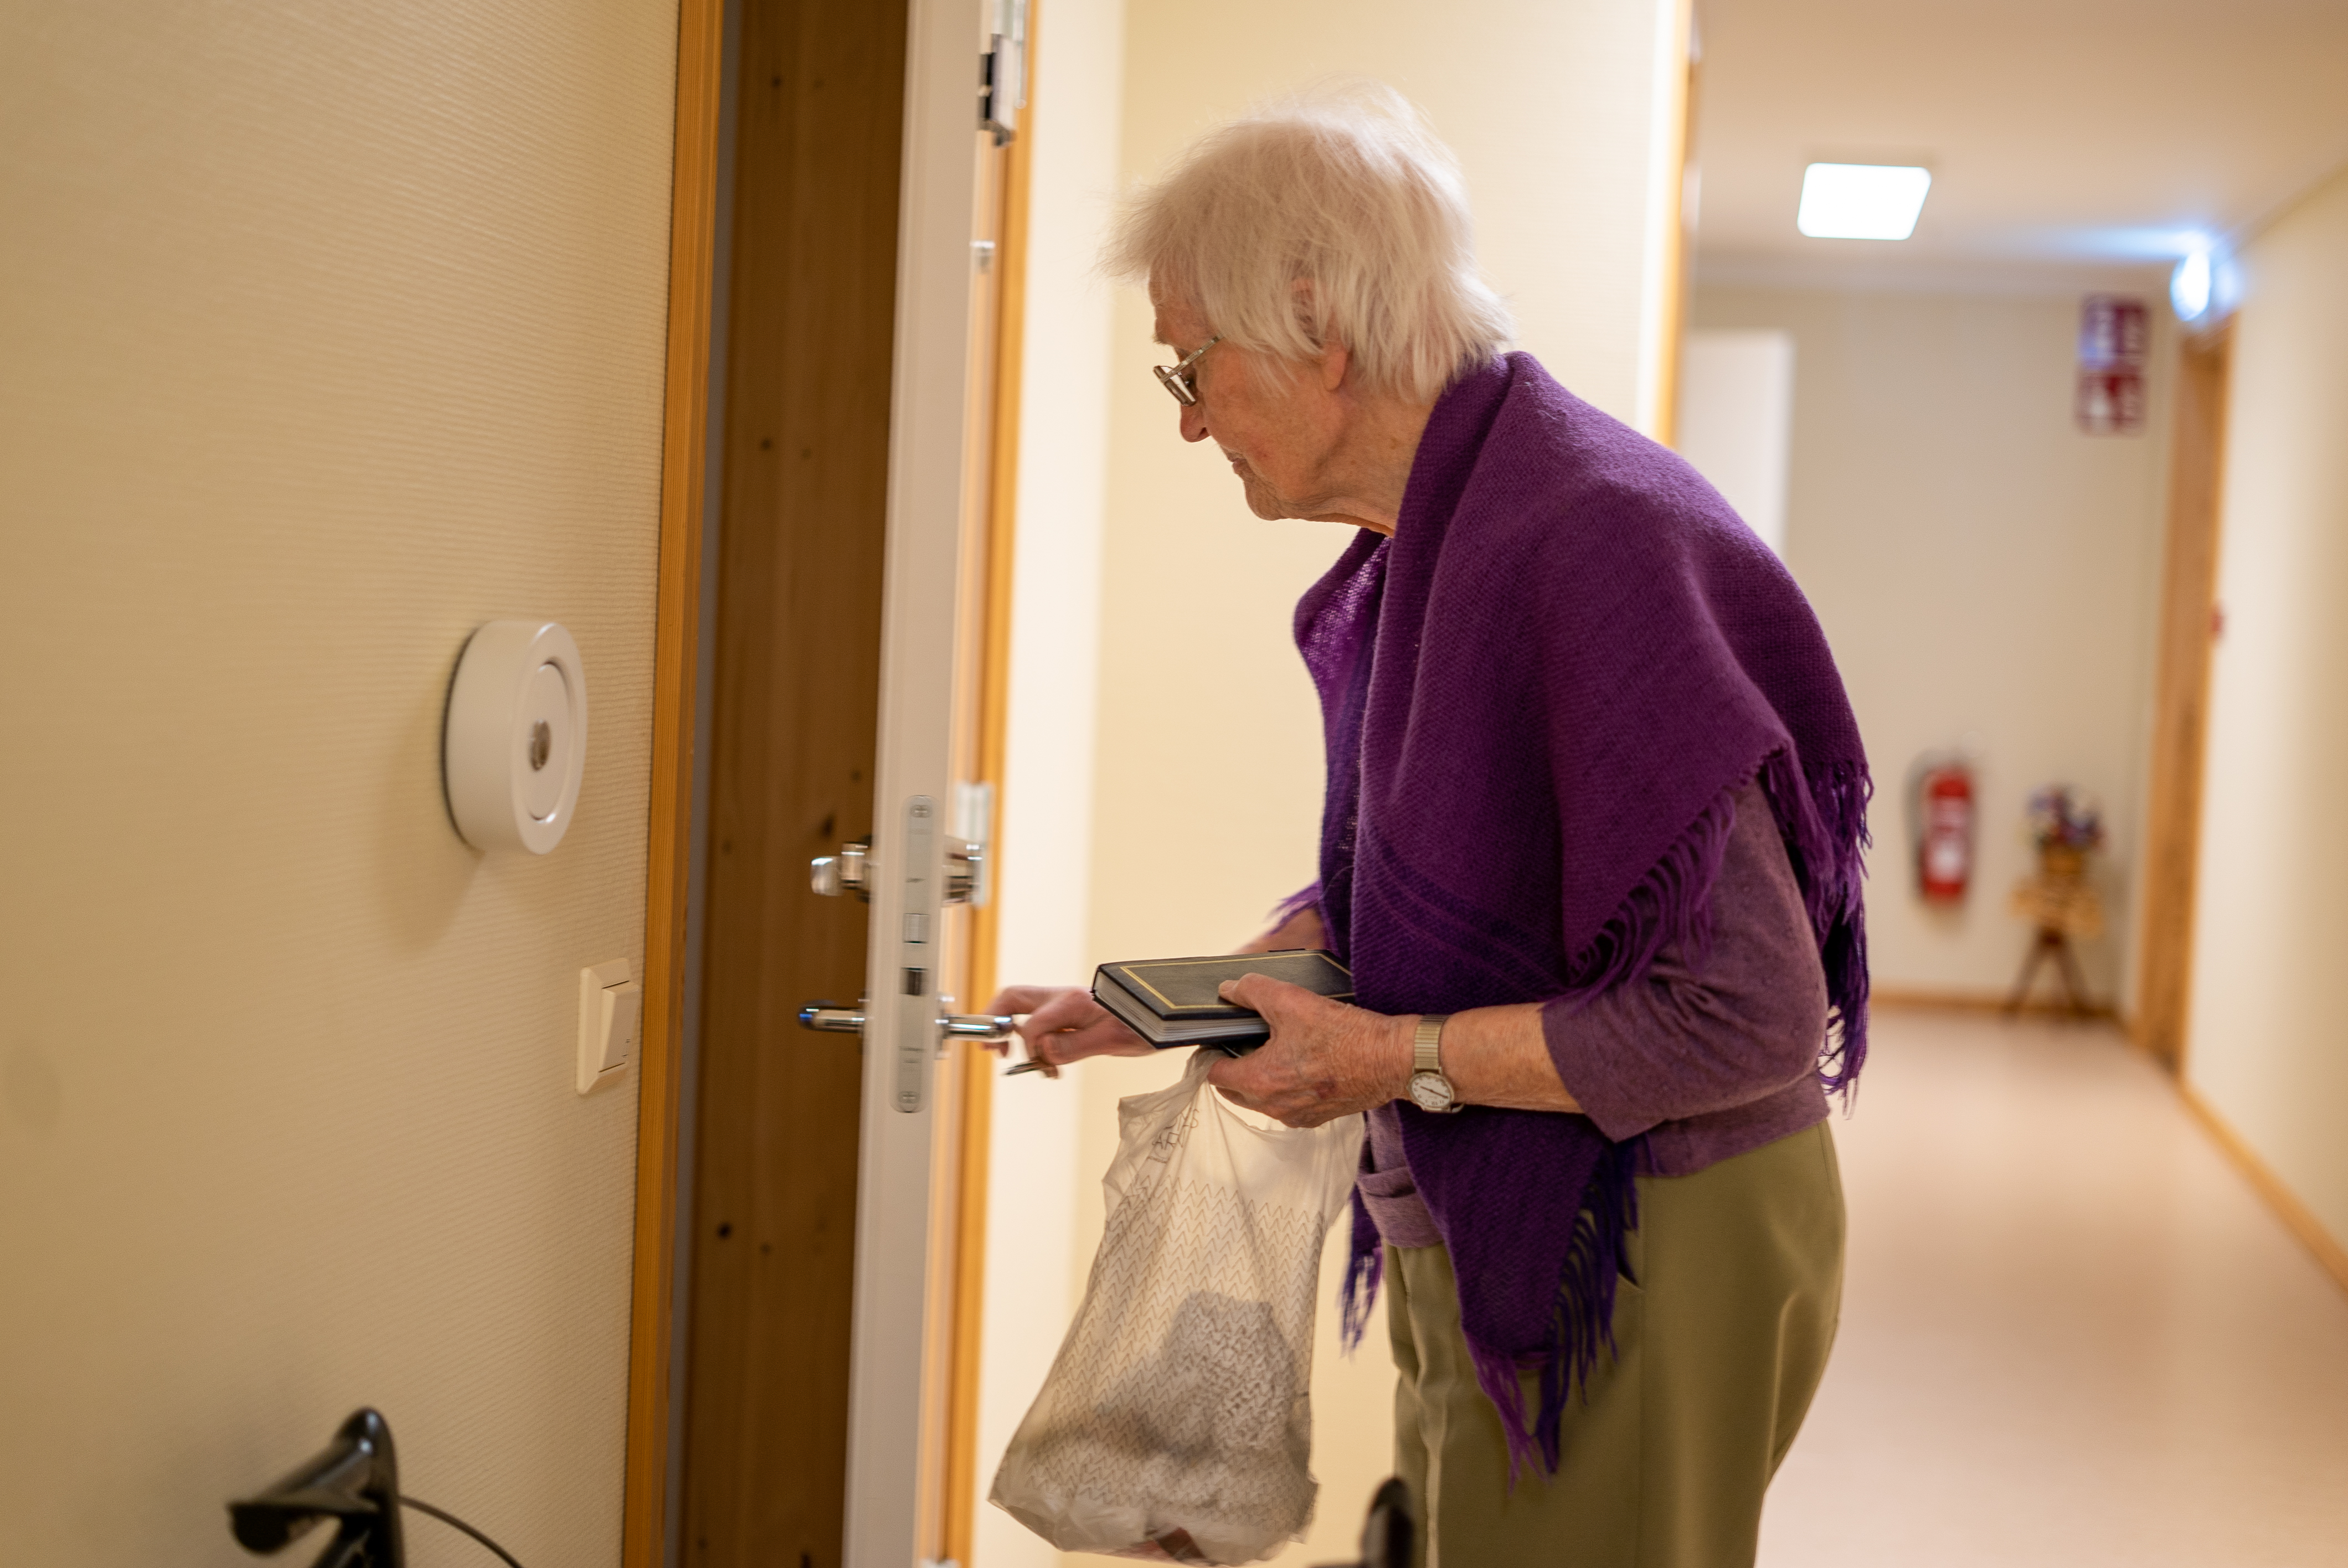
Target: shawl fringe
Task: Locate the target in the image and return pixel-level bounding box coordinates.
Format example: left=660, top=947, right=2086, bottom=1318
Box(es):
left=1337, top=749, right=1873, bottom=1473
left=1305, top=355, right=1874, bottom=1482
left=1757, top=749, right=1874, bottom=1096
left=1552, top=790, right=1737, bottom=1009
left=1337, top=1139, right=1640, bottom=1480
left=1339, top=1184, right=1383, bottom=1351
left=1554, top=746, right=1872, bottom=1078
left=1565, top=746, right=1877, bottom=1095
left=1468, top=1138, right=1641, bottom=1479
left=1266, top=882, right=1327, bottom=937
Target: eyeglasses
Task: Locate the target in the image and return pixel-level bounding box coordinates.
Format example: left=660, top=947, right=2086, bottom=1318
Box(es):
left=1153, top=336, right=1221, bottom=406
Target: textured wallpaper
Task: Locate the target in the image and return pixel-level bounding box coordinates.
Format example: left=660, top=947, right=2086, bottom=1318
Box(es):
left=0, top=3, right=678, bottom=1564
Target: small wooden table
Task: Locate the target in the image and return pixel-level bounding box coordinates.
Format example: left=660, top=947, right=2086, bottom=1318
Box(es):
left=2007, top=854, right=2104, bottom=1017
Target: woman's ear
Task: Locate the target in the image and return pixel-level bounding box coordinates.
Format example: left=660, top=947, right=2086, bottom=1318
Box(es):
left=1320, top=339, right=1352, bottom=393
left=1269, top=276, right=1353, bottom=398
left=1286, top=280, right=1356, bottom=393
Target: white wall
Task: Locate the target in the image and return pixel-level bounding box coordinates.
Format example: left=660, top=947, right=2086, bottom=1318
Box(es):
left=1693, top=283, right=2172, bottom=1009
left=971, top=2, right=1691, bottom=1562
left=0, top=4, right=677, bottom=1565
left=2185, top=161, right=2348, bottom=1255
left=1679, top=328, right=1796, bottom=554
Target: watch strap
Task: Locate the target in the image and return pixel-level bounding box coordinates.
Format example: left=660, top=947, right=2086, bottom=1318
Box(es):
left=1413, top=1014, right=1449, bottom=1076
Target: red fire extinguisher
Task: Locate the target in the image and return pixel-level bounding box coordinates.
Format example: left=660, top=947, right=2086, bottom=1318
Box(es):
left=1916, top=759, right=1975, bottom=902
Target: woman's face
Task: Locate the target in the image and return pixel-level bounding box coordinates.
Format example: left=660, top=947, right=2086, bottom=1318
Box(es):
left=1152, top=291, right=1347, bottom=523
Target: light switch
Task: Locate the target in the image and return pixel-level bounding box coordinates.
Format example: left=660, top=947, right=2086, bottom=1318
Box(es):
left=578, top=959, right=640, bottom=1095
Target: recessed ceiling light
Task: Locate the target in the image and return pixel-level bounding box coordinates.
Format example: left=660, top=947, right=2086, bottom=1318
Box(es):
left=1797, top=163, right=1933, bottom=241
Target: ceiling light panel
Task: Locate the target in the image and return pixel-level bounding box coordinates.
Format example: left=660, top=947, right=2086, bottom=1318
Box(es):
left=1797, top=163, right=1933, bottom=240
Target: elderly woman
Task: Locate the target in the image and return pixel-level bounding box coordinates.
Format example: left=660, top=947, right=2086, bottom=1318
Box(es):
left=991, top=86, right=1868, bottom=1567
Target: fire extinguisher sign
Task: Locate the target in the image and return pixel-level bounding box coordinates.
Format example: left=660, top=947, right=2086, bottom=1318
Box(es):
left=2077, top=295, right=2148, bottom=436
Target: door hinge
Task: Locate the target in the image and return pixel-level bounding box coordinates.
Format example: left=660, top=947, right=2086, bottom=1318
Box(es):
left=979, top=0, right=1028, bottom=145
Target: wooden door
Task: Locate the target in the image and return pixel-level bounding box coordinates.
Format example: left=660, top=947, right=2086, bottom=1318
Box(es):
left=677, top=3, right=903, bottom=1564
left=678, top=1, right=1018, bottom=1564
left=2134, top=325, right=2232, bottom=1070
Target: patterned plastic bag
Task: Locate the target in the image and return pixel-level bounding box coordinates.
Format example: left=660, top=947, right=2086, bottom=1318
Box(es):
left=990, top=1050, right=1365, bottom=1564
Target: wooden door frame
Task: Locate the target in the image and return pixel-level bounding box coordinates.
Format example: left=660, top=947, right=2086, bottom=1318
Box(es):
left=1646, top=0, right=1697, bottom=446
left=2131, top=321, right=2233, bottom=1073
left=624, top=3, right=725, bottom=1565
left=939, top=3, right=1039, bottom=1554
left=621, top=3, right=1034, bottom=1561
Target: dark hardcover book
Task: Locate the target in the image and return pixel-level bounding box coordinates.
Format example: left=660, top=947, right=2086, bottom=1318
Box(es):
left=1091, top=949, right=1355, bottom=1052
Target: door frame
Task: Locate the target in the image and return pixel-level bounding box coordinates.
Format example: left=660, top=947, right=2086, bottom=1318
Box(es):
left=845, top=2, right=1003, bottom=1556
left=2131, top=321, right=2233, bottom=1071
left=624, top=3, right=724, bottom=1565
left=621, top=2, right=1021, bottom=1562
left=939, top=3, right=1039, bottom=1550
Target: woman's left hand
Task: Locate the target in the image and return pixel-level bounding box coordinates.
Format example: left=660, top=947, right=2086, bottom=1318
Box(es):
left=1205, top=973, right=1413, bottom=1128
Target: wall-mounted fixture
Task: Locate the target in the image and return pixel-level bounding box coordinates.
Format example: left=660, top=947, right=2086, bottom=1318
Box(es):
left=578, top=958, right=640, bottom=1095
left=979, top=0, right=1028, bottom=144
left=2171, top=250, right=2213, bottom=321
left=229, top=1407, right=530, bottom=1568
left=2077, top=294, right=2150, bottom=435
left=228, top=1408, right=404, bottom=1568
left=2170, top=244, right=2240, bottom=326
left=443, top=621, right=588, bottom=854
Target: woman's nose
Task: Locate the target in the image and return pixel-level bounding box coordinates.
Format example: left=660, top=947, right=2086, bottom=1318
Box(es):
left=1179, top=401, right=1209, bottom=443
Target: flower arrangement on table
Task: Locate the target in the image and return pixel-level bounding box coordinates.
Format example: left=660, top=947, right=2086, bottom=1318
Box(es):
left=2012, top=786, right=2105, bottom=945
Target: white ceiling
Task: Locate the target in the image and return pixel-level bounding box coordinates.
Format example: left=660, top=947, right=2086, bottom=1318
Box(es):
left=1691, top=0, right=2348, bottom=290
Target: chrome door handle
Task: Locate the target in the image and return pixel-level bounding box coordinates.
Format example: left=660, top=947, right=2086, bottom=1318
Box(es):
left=796, top=1000, right=1014, bottom=1044
left=808, top=835, right=982, bottom=903
left=810, top=840, right=870, bottom=900
left=799, top=1002, right=867, bottom=1034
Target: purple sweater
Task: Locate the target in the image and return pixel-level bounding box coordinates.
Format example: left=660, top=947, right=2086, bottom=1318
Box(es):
left=1357, top=783, right=1830, bottom=1247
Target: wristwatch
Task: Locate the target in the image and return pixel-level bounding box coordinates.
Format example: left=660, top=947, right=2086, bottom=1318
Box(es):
left=1408, top=1014, right=1462, bottom=1113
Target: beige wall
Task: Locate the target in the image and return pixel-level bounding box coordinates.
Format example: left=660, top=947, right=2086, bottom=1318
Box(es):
left=1692, top=283, right=2172, bottom=1009
left=2185, top=162, right=2348, bottom=1253
left=0, top=6, right=677, bottom=1566
left=977, top=3, right=1691, bottom=1561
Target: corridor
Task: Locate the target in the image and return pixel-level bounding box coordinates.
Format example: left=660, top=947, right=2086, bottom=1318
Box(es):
left=1761, top=1009, right=2348, bottom=1566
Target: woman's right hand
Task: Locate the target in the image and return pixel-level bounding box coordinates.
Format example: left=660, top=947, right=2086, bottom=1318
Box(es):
left=985, top=984, right=1154, bottom=1072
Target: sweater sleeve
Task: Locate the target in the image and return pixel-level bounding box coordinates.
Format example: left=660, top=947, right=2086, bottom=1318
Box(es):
left=1541, top=782, right=1828, bottom=1141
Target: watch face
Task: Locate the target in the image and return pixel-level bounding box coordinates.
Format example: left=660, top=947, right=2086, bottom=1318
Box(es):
left=1409, top=1072, right=1454, bottom=1113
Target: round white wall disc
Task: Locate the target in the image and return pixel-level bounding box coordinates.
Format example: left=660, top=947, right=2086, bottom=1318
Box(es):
left=443, top=620, right=588, bottom=854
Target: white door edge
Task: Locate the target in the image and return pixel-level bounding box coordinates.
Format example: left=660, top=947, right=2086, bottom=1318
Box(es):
left=843, top=0, right=987, bottom=1562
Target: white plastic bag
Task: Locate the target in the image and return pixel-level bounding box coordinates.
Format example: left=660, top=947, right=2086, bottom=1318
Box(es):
left=990, top=1050, right=1364, bottom=1564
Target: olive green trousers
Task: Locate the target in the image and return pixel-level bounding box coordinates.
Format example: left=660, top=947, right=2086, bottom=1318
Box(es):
left=1387, top=1120, right=1845, bottom=1568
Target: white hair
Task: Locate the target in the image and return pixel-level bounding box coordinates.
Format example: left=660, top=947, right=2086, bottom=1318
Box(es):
left=1106, top=81, right=1515, bottom=405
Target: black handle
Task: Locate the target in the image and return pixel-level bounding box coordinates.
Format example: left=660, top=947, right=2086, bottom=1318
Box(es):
left=228, top=1408, right=404, bottom=1568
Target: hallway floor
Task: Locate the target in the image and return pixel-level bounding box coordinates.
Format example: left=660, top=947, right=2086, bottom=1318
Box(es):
left=1759, top=1009, right=2348, bottom=1567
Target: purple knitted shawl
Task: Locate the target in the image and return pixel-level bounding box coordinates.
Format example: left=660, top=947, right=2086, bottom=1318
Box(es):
left=1297, top=353, right=1870, bottom=1475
